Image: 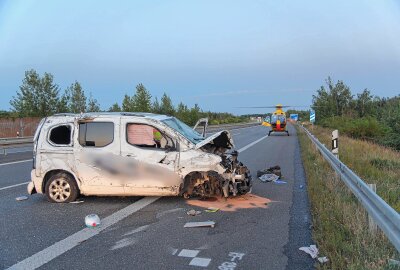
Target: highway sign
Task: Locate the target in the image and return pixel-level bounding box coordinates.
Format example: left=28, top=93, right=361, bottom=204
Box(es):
left=290, top=114, right=299, bottom=121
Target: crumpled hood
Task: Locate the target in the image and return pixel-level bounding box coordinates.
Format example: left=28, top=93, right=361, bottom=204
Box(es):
left=194, top=130, right=234, bottom=150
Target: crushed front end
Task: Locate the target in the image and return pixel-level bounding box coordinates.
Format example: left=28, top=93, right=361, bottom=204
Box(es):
left=181, top=131, right=252, bottom=198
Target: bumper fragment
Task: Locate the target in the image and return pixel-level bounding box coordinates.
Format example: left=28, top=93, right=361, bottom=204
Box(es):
left=27, top=181, right=37, bottom=195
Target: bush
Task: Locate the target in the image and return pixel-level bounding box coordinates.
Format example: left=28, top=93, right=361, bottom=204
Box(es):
left=320, top=117, right=386, bottom=141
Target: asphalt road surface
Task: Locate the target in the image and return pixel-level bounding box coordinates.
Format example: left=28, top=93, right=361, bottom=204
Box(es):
left=0, top=124, right=314, bottom=270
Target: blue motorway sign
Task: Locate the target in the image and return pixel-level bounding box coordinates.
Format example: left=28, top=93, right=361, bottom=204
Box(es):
left=290, top=114, right=298, bottom=121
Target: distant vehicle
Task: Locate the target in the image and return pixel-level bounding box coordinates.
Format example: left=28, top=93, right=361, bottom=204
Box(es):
left=27, top=113, right=252, bottom=203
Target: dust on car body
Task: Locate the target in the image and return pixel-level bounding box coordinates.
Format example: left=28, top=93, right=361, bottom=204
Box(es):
left=27, top=112, right=251, bottom=202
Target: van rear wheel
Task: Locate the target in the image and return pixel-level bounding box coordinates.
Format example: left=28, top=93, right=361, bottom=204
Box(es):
left=45, top=173, right=78, bottom=203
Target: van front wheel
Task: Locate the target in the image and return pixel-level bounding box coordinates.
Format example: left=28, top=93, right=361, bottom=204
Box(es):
left=45, top=173, right=78, bottom=203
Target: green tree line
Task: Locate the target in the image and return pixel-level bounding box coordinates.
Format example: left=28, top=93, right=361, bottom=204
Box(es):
left=312, top=77, right=400, bottom=150
left=5, top=69, right=246, bottom=126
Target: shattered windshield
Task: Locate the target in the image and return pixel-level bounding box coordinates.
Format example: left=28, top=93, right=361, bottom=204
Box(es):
left=162, top=117, right=204, bottom=144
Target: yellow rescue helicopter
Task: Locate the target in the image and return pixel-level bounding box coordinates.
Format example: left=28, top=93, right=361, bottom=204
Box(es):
left=239, top=104, right=310, bottom=136
left=261, top=104, right=290, bottom=136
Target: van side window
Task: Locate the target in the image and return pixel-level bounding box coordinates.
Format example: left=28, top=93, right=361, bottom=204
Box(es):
left=79, top=122, right=114, bottom=147
left=126, top=123, right=174, bottom=149
left=49, top=125, right=71, bottom=145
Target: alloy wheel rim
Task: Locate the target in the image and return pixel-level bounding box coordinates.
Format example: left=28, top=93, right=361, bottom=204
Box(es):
left=49, top=178, right=71, bottom=202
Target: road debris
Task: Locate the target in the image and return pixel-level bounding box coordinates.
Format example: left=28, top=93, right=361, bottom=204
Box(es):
left=16, top=196, right=28, bottom=201
left=186, top=209, right=202, bottom=216
left=184, top=221, right=215, bottom=228
left=318, top=257, right=329, bottom=264
left=85, top=214, right=101, bottom=228
left=259, top=174, right=279, bottom=182
left=273, top=180, right=287, bottom=184
left=257, top=165, right=281, bottom=178
left=299, top=245, right=319, bottom=258
left=70, top=200, right=84, bottom=204
left=205, top=207, right=219, bottom=213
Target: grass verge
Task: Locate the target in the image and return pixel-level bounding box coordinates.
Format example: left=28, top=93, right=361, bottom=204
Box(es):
left=296, top=125, right=399, bottom=270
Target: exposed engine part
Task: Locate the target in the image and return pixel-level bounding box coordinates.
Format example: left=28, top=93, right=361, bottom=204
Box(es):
left=181, top=151, right=252, bottom=198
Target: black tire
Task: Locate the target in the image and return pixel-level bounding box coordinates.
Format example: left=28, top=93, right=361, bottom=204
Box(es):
left=45, top=172, right=79, bottom=203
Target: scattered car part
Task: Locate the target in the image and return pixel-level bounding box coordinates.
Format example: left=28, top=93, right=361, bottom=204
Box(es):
left=186, top=209, right=201, bottom=216
left=184, top=221, right=215, bottom=228
left=259, top=174, right=279, bottom=182
left=205, top=207, right=219, bottom=213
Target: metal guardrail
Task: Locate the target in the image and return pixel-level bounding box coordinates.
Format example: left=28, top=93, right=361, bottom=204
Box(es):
left=300, top=125, right=400, bottom=252
left=199, top=122, right=261, bottom=133
left=0, top=136, right=33, bottom=146
left=0, top=137, right=34, bottom=155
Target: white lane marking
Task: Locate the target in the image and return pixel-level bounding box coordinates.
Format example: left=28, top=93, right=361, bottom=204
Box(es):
left=0, top=182, right=30, bottom=191
left=237, top=135, right=268, bottom=153
left=123, top=224, right=149, bottom=236
left=218, top=252, right=245, bottom=269
left=178, top=249, right=200, bottom=258
left=176, top=249, right=212, bottom=268
left=110, top=237, right=136, bottom=251
left=189, top=257, right=211, bottom=267
left=0, top=159, right=32, bottom=166
left=6, top=196, right=160, bottom=270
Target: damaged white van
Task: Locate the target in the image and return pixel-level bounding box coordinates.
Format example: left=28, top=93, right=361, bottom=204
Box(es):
left=27, top=113, right=252, bottom=203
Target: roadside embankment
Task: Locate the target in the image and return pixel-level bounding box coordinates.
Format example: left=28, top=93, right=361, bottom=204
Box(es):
left=297, top=125, right=399, bottom=270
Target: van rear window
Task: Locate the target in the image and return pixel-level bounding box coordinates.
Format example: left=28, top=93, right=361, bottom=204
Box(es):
left=79, top=122, right=114, bottom=147
left=49, top=125, right=71, bottom=145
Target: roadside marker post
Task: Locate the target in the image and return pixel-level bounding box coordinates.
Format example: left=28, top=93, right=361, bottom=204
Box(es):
left=331, top=129, right=339, bottom=159
left=310, top=110, right=315, bottom=130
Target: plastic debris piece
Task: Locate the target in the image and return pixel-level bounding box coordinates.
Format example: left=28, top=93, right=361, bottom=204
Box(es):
left=85, top=214, right=101, bottom=228
left=299, top=185, right=304, bottom=189
left=259, top=174, right=279, bottom=182
left=274, top=180, right=287, bottom=184
left=205, top=207, right=219, bottom=213
left=186, top=209, right=201, bottom=216
left=184, top=221, right=215, bottom=228
left=299, top=245, right=319, bottom=259
left=70, top=200, right=84, bottom=204
left=16, top=196, right=28, bottom=201
left=318, top=257, right=329, bottom=264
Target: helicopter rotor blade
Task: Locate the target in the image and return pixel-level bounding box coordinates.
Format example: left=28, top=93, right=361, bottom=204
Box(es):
left=236, top=105, right=311, bottom=109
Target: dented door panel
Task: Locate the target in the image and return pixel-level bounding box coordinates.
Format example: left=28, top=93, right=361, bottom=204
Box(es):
left=74, top=117, right=125, bottom=195
left=120, top=118, right=182, bottom=195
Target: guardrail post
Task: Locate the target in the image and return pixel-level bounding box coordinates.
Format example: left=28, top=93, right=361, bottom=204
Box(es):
left=367, top=183, right=378, bottom=234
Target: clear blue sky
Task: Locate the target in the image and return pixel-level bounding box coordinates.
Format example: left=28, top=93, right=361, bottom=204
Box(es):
left=1, top=0, right=399, bottom=114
